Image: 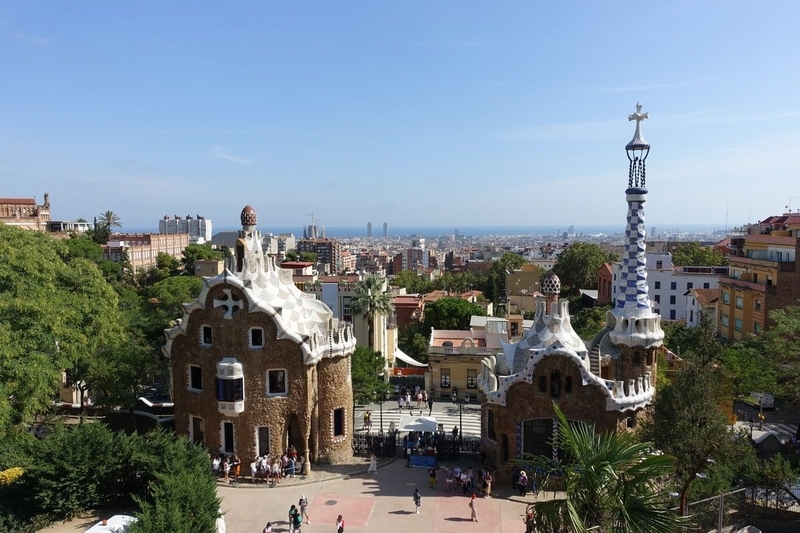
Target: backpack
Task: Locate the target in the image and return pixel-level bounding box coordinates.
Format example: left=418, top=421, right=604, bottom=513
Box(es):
left=413, top=492, right=421, bottom=504
left=293, top=512, right=302, bottom=525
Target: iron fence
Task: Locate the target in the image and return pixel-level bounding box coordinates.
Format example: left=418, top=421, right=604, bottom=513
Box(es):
left=352, top=432, right=483, bottom=463
left=683, top=485, right=800, bottom=532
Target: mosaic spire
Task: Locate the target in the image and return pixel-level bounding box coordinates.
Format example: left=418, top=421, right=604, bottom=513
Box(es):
left=616, top=103, right=652, bottom=314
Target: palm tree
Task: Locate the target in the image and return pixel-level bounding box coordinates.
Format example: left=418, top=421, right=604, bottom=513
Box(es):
left=522, top=404, right=685, bottom=533
left=97, top=210, right=122, bottom=231
left=350, top=276, right=394, bottom=350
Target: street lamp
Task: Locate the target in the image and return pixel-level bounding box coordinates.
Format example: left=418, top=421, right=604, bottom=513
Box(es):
left=373, top=389, right=386, bottom=434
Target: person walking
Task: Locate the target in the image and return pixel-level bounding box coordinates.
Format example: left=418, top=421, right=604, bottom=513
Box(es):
left=484, top=470, right=493, bottom=497
left=519, top=470, right=529, bottom=497
left=367, top=451, right=378, bottom=474
left=336, top=515, right=345, bottom=533
left=288, top=505, right=299, bottom=533
left=299, top=495, right=310, bottom=524
left=412, top=488, right=421, bottom=514
left=469, top=493, right=478, bottom=522
left=428, top=466, right=437, bottom=489
left=427, top=396, right=434, bottom=416
left=262, top=522, right=272, bottom=533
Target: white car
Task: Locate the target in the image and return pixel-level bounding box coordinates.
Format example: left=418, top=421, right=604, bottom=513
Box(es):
left=84, top=515, right=137, bottom=533
left=749, top=392, right=775, bottom=409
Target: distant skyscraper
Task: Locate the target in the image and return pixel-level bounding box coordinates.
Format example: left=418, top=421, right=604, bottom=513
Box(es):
left=383, top=222, right=388, bottom=237
left=568, top=225, right=575, bottom=235
left=367, top=222, right=372, bottom=238
left=455, top=228, right=459, bottom=239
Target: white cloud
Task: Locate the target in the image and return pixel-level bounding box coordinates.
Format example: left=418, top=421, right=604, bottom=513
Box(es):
left=210, top=146, right=252, bottom=166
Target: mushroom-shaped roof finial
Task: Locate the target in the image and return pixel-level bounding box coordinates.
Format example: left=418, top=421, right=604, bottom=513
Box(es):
left=240, top=205, right=257, bottom=227
left=542, top=271, right=561, bottom=296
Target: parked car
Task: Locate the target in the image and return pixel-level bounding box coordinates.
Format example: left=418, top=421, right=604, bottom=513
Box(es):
left=84, top=515, right=137, bottom=533
left=747, top=392, right=775, bottom=410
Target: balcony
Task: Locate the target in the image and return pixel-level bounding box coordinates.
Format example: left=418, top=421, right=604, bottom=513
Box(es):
left=719, top=277, right=766, bottom=293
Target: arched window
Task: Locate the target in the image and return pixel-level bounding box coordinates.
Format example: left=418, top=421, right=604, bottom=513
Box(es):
left=550, top=370, right=561, bottom=398
left=633, top=352, right=641, bottom=367
left=646, top=350, right=654, bottom=366
left=538, top=375, right=547, bottom=393
left=565, top=375, right=573, bottom=394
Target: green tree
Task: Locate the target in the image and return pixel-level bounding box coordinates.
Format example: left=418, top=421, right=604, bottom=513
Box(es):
left=670, top=242, right=727, bottom=267
left=423, top=297, right=484, bottom=331
left=283, top=250, right=298, bottom=261
left=721, top=344, right=778, bottom=399
left=351, top=346, right=392, bottom=406
left=63, top=234, right=104, bottom=262
left=639, top=362, right=758, bottom=514
left=391, top=270, right=433, bottom=294
left=181, top=244, right=224, bottom=275
left=397, top=322, right=430, bottom=364
left=522, top=404, right=685, bottom=533
left=552, top=242, right=617, bottom=291
left=572, top=305, right=610, bottom=339
left=350, top=276, right=395, bottom=350
left=0, top=225, right=127, bottom=427
left=750, top=304, right=800, bottom=404
left=299, top=251, right=317, bottom=263
left=97, top=210, right=122, bottom=231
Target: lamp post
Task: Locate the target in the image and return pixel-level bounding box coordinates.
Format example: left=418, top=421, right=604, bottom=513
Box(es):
left=373, top=389, right=385, bottom=434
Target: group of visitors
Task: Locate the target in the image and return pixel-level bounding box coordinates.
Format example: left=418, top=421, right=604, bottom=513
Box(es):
left=442, top=464, right=495, bottom=497
left=394, top=384, right=434, bottom=414
left=249, top=445, right=303, bottom=484
left=211, top=453, right=241, bottom=483
left=411, top=480, right=479, bottom=521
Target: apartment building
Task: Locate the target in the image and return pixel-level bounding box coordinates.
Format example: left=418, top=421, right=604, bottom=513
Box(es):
left=610, top=253, right=727, bottom=322
left=104, top=232, right=189, bottom=273
left=717, top=215, right=800, bottom=341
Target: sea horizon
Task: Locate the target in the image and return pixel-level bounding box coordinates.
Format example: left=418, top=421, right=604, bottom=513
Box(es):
left=122, top=223, right=730, bottom=239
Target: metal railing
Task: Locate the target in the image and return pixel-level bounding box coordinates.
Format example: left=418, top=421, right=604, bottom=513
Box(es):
left=352, top=433, right=483, bottom=463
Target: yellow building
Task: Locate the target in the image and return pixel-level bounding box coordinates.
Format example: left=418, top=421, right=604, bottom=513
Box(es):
left=427, top=317, right=515, bottom=401
left=717, top=215, right=800, bottom=341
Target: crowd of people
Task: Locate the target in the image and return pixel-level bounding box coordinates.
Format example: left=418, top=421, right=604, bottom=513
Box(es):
left=212, top=445, right=306, bottom=485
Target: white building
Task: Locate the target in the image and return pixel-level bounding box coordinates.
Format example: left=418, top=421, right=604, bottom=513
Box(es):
left=158, top=214, right=212, bottom=244
left=611, top=252, right=727, bottom=322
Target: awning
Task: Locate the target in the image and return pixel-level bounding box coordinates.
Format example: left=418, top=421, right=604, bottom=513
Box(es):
left=394, top=347, right=427, bottom=367
left=397, top=415, right=438, bottom=432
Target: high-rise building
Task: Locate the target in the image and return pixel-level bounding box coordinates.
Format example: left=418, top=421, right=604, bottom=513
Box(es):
left=383, top=222, right=388, bottom=238
left=158, top=214, right=213, bottom=244
left=367, top=222, right=372, bottom=238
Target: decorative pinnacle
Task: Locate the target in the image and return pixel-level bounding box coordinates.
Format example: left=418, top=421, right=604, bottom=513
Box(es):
left=626, top=102, right=650, bottom=150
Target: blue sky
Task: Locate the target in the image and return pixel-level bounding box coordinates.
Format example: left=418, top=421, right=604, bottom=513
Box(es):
left=1, top=2, right=799, bottom=232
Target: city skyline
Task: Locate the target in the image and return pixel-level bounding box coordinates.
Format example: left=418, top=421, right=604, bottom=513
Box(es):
left=2, top=3, right=799, bottom=229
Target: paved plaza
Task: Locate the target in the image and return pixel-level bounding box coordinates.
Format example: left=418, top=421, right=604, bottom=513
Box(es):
left=218, top=459, right=535, bottom=533
left=40, top=459, right=539, bottom=533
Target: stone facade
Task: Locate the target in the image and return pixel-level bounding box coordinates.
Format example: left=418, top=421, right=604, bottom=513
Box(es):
left=0, top=193, right=51, bottom=231
left=164, top=206, right=356, bottom=468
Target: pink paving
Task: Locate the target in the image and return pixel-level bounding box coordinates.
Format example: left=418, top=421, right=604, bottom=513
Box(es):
left=309, top=494, right=375, bottom=528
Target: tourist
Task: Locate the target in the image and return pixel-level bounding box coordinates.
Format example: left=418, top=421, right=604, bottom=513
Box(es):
left=368, top=451, right=378, bottom=474
left=428, top=466, right=437, bottom=489
left=412, top=488, right=421, bottom=514
left=427, top=396, right=434, bottom=416
left=262, top=521, right=272, bottom=533
left=299, top=494, right=310, bottom=524
left=484, top=470, right=493, bottom=497
left=519, top=470, right=529, bottom=497
left=288, top=505, right=299, bottom=533
left=336, top=514, right=345, bottom=533
left=469, top=493, right=478, bottom=522
left=445, top=468, right=454, bottom=492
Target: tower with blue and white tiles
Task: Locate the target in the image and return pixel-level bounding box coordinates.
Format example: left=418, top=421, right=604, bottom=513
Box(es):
left=608, top=102, right=664, bottom=350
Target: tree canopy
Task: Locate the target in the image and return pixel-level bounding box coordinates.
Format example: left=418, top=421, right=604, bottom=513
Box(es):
left=670, top=242, right=727, bottom=267
left=423, top=297, right=485, bottom=331
left=350, top=276, right=394, bottom=349
left=552, top=242, right=617, bottom=291
left=0, top=225, right=128, bottom=427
